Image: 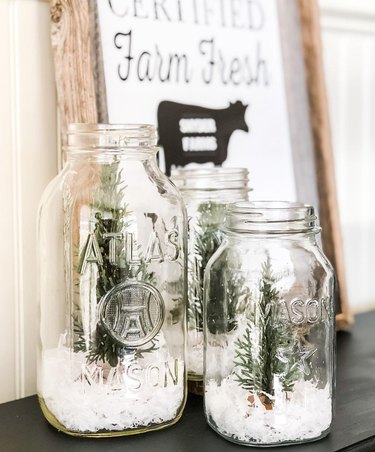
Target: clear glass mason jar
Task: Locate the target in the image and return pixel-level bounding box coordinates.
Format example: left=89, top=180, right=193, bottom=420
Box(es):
left=204, top=202, right=335, bottom=447
left=172, top=168, right=249, bottom=382
left=37, top=124, right=187, bottom=437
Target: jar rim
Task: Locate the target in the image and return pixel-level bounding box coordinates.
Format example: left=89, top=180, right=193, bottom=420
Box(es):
left=171, top=167, right=249, bottom=191
left=65, top=123, right=158, bottom=151
left=225, top=201, right=320, bottom=234
left=67, top=123, right=156, bottom=134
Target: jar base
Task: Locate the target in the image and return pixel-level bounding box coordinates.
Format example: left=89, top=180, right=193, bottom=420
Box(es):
left=204, top=372, right=332, bottom=445
left=38, top=395, right=186, bottom=438
left=206, top=417, right=331, bottom=448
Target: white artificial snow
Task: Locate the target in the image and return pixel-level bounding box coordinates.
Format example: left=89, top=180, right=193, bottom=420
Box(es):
left=187, top=330, right=204, bottom=377
left=40, top=347, right=184, bottom=433
left=205, top=375, right=331, bottom=445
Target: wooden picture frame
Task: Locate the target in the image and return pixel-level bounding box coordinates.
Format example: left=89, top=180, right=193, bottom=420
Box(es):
left=50, top=0, right=352, bottom=329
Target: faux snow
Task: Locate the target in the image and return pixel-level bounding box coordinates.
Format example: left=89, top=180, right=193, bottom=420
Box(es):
left=39, top=347, right=185, bottom=433
left=205, top=375, right=332, bottom=445
left=187, top=331, right=204, bottom=378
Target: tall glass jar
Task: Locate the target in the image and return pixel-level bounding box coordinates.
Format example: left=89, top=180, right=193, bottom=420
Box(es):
left=172, top=168, right=249, bottom=383
left=204, top=202, right=335, bottom=446
left=37, top=124, right=187, bottom=437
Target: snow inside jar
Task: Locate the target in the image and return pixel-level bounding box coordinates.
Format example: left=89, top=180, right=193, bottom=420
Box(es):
left=37, top=124, right=187, bottom=436
left=203, top=202, right=335, bottom=446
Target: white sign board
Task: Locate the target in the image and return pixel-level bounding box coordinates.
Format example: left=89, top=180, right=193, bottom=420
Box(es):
left=97, top=0, right=296, bottom=200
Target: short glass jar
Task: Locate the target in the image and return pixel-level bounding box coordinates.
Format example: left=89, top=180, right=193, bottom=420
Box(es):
left=204, top=201, right=335, bottom=446
left=172, top=168, right=249, bottom=382
left=37, top=124, right=187, bottom=436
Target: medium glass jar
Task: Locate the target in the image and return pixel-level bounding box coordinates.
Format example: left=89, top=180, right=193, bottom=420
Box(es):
left=172, top=168, right=249, bottom=382
left=37, top=124, right=187, bottom=437
left=204, top=202, right=335, bottom=446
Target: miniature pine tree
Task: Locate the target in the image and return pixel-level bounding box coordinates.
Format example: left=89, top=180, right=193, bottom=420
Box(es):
left=206, top=269, right=252, bottom=335
left=188, top=201, right=226, bottom=332
left=74, top=159, right=156, bottom=367
left=233, top=258, right=302, bottom=408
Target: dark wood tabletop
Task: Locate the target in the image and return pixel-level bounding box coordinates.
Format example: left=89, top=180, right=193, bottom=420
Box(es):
left=1, top=311, right=375, bottom=452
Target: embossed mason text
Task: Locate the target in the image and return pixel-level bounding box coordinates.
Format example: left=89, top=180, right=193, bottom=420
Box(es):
left=80, top=359, right=181, bottom=392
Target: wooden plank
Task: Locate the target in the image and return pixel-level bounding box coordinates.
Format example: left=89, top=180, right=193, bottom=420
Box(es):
left=277, top=0, right=319, bottom=209
left=50, top=0, right=99, bottom=141
left=298, top=0, right=352, bottom=329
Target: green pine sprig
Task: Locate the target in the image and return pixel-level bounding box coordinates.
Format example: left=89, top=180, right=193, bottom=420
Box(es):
left=73, top=159, right=157, bottom=367
left=188, top=201, right=226, bottom=332
left=233, top=258, right=302, bottom=406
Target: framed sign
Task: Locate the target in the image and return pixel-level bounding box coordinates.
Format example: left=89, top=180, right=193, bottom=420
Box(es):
left=50, top=0, right=352, bottom=328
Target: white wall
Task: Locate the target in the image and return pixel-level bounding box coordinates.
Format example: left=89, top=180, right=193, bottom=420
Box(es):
left=0, top=0, right=58, bottom=403
left=319, top=0, right=375, bottom=313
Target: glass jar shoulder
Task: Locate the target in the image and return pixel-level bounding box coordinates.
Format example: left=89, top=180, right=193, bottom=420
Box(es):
left=308, top=241, right=334, bottom=276
left=38, top=164, right=72, bottom=220
left=39, top=161, right=186, bottom=219
left=38, top=163, right=66, bottom=201
left=158, top=173, right=187, bottom=211
left=204, top=235, right=335, bottom=311
left=222, top=234, right=334, bottom=276
left=204, top=239, right=231, bottom=274
left=137, top=170, right=187, bottom=228
left=118, top=161, right=186, bottom=213
left=282, top=237, right=335, bottom=284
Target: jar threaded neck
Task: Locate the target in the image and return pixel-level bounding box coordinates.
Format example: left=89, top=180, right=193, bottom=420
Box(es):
left=172, top=167, right=249, bottom=191
left=225, top=201, right=320, bottom=234
left=66, top=124, right=158, bottom=151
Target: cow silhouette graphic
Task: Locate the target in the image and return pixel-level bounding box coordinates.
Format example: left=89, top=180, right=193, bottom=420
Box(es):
left=157, top=101, right=249, bottom=175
